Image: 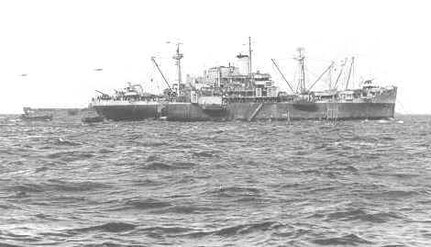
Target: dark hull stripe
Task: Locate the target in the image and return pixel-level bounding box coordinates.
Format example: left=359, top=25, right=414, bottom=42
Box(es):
left=94, top=102, right=396, bottom=121
left=93, top=105, right=159, bottom=121
left=166, top=102, right=396, bottom=121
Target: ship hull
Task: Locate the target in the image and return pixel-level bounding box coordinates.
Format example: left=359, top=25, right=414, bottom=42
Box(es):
left=93, top=104, right=160, bottom=121
left=165, top=102, right=395, bottom=121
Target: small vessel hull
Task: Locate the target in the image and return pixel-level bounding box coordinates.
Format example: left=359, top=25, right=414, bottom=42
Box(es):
left=81, top=116, right=104, bottom=123
left=20, top=114, right=53, bottom=121
left=93, top=104, right=161, bottom=121
left=21, top=107, right=54, bottom=121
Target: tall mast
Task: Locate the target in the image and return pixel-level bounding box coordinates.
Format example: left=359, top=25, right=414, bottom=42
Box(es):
left=333, top=58, right=347, bottom=90
left=173, top=43, right=183, bottom=94
left=328, top=63, right=332, bottom=89
left=345, top=57, right=355, bottom=90
left=248, top=36, right=252, bottom=76
left=296, top=48, right=306, bottom=93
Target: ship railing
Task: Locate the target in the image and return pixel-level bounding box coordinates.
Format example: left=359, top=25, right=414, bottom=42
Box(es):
left=224, top=96, right=280, bottom=103
left=94, top=95, right=166, bottom=102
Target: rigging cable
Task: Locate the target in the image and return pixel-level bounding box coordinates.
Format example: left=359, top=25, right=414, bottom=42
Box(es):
left=307, top=62, right=335, bottom=91
left=271, top=58, right=295, bottom=93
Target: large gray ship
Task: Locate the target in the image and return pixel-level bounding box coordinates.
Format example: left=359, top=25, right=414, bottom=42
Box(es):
left=91, top=38, right=397, bottom=122
left=165, top=38, right=397, bottom=121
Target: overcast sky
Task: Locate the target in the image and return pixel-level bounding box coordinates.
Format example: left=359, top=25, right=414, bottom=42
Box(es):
left=0, top=0, right=429, bottom=114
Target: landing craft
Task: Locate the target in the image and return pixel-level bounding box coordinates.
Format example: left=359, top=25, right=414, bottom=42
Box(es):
left=20, top=107, right=53, bottom=121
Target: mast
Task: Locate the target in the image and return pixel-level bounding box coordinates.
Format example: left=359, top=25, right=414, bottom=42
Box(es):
left=333, top=58, right=347, bottom=90
left=345, top=57, right=355, bottom=90
left=173, top=42, right=183, bottom=95
left=295, top=48, right=306, bottom=93
left=248, top=36, right=252, bottom=75
left=328, top=63, right=332, bottom=89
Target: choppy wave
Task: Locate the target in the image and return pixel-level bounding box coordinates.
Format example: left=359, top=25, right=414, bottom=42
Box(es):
left=312, top=233, right=373, bottom=246
left=69, top=222, right=137, bottom=233
left=0, top=114, right=430, bottom=246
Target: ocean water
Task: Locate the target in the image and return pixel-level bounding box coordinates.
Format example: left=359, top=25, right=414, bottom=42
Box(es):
left=0, top=115, right=430, bottom=247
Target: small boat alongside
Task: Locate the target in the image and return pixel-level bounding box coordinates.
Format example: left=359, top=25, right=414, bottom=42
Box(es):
left=80, top=106, right=105, bottom=123
left=20, top=107, right=53, bottom=121
left=91, top=83, right=167, bottom=121
left=81, top=115, right=104, bottom=123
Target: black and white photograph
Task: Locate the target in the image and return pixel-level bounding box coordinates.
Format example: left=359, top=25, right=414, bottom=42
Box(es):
left=0, top=0, right=430, bottom=246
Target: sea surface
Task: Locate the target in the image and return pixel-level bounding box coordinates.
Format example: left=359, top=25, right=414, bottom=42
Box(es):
left=0, top=115, right=430, bottom=247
